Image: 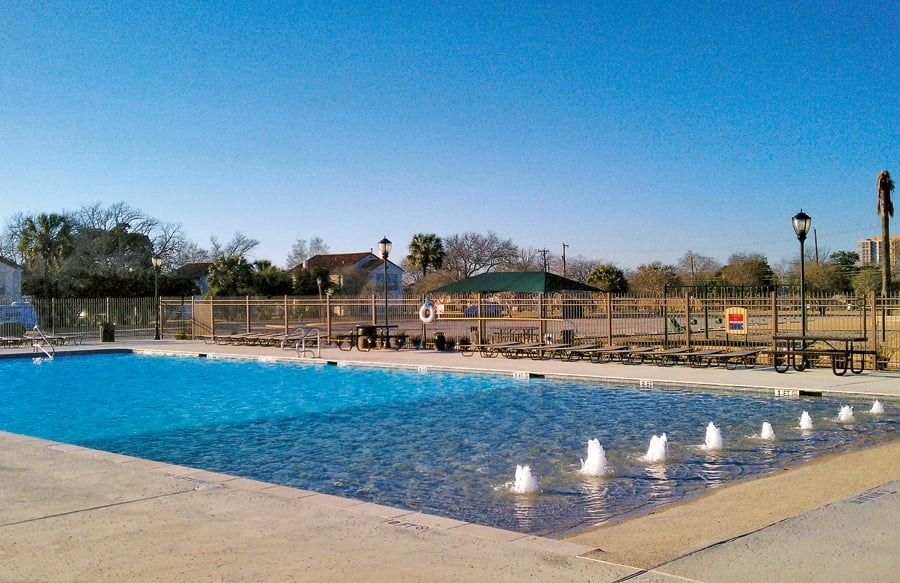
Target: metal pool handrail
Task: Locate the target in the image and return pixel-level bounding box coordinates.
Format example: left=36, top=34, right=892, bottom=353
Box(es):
left=281, top=326, right=321, bottom=358
left=32, top=325, right=55, bottom=359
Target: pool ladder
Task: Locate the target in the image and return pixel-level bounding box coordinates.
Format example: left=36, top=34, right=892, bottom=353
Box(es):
left=281, top=326, right=321, bottom=358
left=32, top=325, right=55, bottom=359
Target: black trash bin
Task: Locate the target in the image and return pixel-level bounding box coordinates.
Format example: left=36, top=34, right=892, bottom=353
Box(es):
left=99, top=322, right=115, bottom=342
left=560, top=329, right=575, bottom=344
left=356, top=325, right=376, bottom=350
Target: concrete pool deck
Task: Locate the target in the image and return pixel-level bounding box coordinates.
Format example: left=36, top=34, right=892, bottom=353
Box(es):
left=1, top=340, right=897, bottom=582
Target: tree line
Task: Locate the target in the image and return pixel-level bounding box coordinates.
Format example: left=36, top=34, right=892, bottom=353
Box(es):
left=0, top=201, right=880, bottom=299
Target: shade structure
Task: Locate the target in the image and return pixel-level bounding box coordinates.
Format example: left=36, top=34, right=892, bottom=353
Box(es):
left=429, top=271, right=601, bottom=294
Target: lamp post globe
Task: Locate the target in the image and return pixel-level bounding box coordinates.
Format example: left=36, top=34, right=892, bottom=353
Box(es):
left=792, top=211, right=811, bottom=337
left=378, top=238, right=392, bottom=347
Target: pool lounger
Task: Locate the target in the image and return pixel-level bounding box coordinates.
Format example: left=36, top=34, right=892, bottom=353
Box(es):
left=645, top=347, right=693, bottom=366
left=619, top=346, right=660, bottom=365
left=528, top=342, right=580, bottom=360
left=540, top=342, right=601, bottom=361
left=498, top=342, right=546, bottom=359
left=702, top=349, right=760, bottom=369
left=569, top=345, right=630, bottom=363
left=461, top=341, right=520, bottom=357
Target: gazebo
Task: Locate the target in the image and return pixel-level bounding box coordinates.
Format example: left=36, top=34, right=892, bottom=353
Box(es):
left=429, top=271, right=601, bottom=344
left=428, top=271, right=600, bottom=294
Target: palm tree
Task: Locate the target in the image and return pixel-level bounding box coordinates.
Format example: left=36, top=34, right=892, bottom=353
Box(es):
left=406, top=233, right=446, bottom=279
left=877, top=170, right=895, bottom=296
left=17, top=213, right=74, bottom=280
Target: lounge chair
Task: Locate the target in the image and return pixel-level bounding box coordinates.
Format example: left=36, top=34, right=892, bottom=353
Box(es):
left=529, top=342, right=578, bottom=360
left=646, top=347, right=693, bottom=366
left=682, top=349, right=724, bottom=367
left=572, top=345, right=629, bottom=363
left=541, top=342, right=601, bottom=361
left=498, top=342, right=545, bottom=359
left=462, top=341, right=519, bottom=358
left=1, top=335, right=27, bottom=348
left=619, top=346, right=659, bottom=365
left=703, top=349, right=760, bottom=370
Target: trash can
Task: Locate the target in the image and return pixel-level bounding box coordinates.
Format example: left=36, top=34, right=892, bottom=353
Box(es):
left=560, top=329, right=575, bottom=344
left=99, top=322, right=115, bottom=342
left=356, top=325, right=376, bottom=350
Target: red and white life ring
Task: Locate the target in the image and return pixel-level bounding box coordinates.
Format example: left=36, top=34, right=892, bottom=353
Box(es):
left=419, top=303, right=437, bottom=324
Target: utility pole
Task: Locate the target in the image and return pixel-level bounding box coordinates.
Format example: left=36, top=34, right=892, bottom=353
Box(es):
left=813, top=228, right=819, bottom=263
left=538, top=248, right=550, bottom=272
left=562, top=242, right=569, bottom=278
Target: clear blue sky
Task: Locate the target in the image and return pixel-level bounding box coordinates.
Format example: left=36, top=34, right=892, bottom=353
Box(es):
left=2, top=2, right=896, bottom=269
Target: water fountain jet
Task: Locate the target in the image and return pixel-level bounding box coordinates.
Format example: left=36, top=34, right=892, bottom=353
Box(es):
left=511, top=464, right=540, bottom=494
left=579, top=438, right=608, bottom=476
left=760, top=421, right=776, bottom=440
left=702, top=422, right=724, bottom=450
left=799, top=411, right=814, bottom=430
left=641, top=433, right=667, bottom=463
left=838, top=405, right=854, bottom=422
left=870, top=400, right=885, bottom=414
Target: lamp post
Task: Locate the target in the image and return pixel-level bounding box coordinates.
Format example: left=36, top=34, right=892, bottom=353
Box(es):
left=378, top=237, right=392, bottom=347
left=316, top=276, right=323, bottom=322
left=792, top=210, right=812, bottom=338
left=152, top=255, right=163, bottom=340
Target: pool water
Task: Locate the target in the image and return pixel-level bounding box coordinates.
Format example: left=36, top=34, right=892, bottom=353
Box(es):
left=1, top=353, right=896, bottom=536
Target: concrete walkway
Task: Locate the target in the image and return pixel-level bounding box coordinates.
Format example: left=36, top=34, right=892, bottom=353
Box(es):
left=1, top=340, right=897, bottom=582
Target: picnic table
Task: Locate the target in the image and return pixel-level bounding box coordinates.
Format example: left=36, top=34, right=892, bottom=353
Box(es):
left=490, top=326, right=538, bottom=344
left=770, top=334, right=870, bottom=376
left=335, top=324, right=399, bottom=351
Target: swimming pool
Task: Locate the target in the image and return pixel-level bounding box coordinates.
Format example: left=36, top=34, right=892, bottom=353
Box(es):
left=1, top=353, right=896, bottom=536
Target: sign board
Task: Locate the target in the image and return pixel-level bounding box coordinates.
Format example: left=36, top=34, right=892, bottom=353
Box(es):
left=724, top=307, right=748, bottom=335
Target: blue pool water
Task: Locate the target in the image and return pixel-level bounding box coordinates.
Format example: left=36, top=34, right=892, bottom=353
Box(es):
left=1, top=353, right=896, bottom=536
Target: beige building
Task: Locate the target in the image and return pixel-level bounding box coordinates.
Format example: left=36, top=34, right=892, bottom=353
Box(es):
left=857, top=236, right=900, bottom=268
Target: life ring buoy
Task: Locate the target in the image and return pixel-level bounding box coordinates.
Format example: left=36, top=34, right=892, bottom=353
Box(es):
left=419, top=302, right=437, bottom=324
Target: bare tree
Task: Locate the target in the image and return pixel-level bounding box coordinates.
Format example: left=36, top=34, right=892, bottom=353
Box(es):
left=443, top=232, right=519, bottom=278
left=210, top=232, right=259, bottom=259
left=75, top=201, right=158, bottom=235
left=1, top=212, right=28, bottom=264
left=510, top=246, right=543, bottom=272
left=174, top=241, right=211, bottom=266
left=152, top=222, right=188, bottom=269
left=676, top=250, right=721, bottom=286
left=286, top=237, right=329, bottom=269
left=563, top=256, right=599, bottom=284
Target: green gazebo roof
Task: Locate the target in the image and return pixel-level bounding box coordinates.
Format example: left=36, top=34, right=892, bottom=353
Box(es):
left=429, top=271, right=600, bottom=294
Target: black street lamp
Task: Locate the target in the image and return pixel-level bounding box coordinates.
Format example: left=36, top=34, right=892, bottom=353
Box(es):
left=152, top=255, right=163, bottom=340
left=792, top=210, right=812, bottom=337
left=378, top=237, right=392, bottom=347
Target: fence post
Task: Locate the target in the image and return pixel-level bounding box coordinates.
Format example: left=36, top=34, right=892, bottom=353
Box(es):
left=606, top=292, right=613, bottom=346
left=539, top=293, right=546, bottom=342
left=662, top=285, right=669, bottom=347
left=870, top=290, right=878, bottom=357
left=684, top=290, right=691, bottom=349
left=770, top=291, right=778, bottom=341
left=326, top=293, right=332, bottom=340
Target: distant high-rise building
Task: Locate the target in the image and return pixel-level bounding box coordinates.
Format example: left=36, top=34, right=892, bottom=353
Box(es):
left=857, top=236, right=900, bottom=268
